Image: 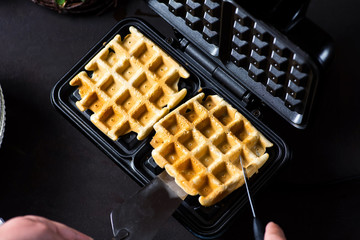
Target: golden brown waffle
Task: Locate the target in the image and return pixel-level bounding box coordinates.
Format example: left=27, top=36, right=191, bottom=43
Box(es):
left=151, top=93, right=273, bottom=206
left=70, top=26, right=189, bottom=140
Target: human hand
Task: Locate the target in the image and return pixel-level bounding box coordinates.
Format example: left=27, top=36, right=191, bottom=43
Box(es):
left=0, top=215, right=93, bottom=240
left=264, top=222, right=286, bottom=240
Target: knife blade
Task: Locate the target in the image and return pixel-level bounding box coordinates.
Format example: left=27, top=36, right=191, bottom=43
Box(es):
left=110, top=171, right=187, bottom=240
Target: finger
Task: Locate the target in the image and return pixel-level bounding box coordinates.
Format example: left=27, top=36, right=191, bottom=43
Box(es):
left=23, top=215, right=51, bottom=223
left=264, top=222, right=286, bottom=240
left=23, top=216, right=93, bottom=240
left=0, top=216, right=62, bottom=240
left=51, top=220, right=93, bottom=240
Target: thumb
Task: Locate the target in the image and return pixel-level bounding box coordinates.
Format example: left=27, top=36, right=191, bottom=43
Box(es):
left=264, top=222, right=286, bottom=240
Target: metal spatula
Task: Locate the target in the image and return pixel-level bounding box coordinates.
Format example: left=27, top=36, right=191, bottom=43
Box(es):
left=110, top=155, right=262, bottom=240
left=110, top=171, right=187, bottom=240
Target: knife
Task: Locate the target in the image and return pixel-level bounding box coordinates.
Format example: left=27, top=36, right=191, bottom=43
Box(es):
left=239, top=156, right=265, bottom=240
left=110, top=171, right=187, bottom=240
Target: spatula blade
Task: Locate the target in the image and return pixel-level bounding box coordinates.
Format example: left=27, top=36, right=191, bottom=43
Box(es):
left=110, top=172, right=186, bottom=240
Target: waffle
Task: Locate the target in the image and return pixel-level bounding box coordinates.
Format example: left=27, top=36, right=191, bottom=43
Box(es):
left=69, top=26, right=189, bottom=140
left=150, top=93, right=273, bottom=206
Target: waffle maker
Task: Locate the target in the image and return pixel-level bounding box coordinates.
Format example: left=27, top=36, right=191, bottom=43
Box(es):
left=51, top=0, right=333, bottom=238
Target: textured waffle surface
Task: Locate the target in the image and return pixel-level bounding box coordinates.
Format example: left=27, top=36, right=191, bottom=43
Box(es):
left=153, top=0, right=312, bottom=114
left=231, top=14, right=311, bottom=113
left=70, top=26, right=189, bottom=140
left=164, top=0, right=221, bottom=45
left=151, top=93, right=273, bottom=206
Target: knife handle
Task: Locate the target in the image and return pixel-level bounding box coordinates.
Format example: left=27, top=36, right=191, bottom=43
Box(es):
left=253, top=217, right=265, bottom=240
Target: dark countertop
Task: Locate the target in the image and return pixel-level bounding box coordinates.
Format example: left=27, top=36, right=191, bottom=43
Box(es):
left=0, top=0, right=360, bottom=239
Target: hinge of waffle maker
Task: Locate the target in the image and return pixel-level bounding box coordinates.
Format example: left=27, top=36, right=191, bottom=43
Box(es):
left=178, top=37, right=255, bottom=108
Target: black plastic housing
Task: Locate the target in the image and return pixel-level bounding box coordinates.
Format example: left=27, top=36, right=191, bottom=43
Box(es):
left=51, top=18, right=290, bottom=238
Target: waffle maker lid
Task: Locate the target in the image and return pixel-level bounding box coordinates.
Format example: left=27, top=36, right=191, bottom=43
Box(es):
left=146, top=0, right=334, bottom=129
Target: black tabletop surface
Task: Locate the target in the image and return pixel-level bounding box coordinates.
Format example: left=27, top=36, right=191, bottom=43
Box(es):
left=1, top=0, right=360, bottom=239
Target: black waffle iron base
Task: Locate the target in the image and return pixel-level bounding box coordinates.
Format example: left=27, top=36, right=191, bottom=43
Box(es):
left=51, top=17, right=290, bottom=239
